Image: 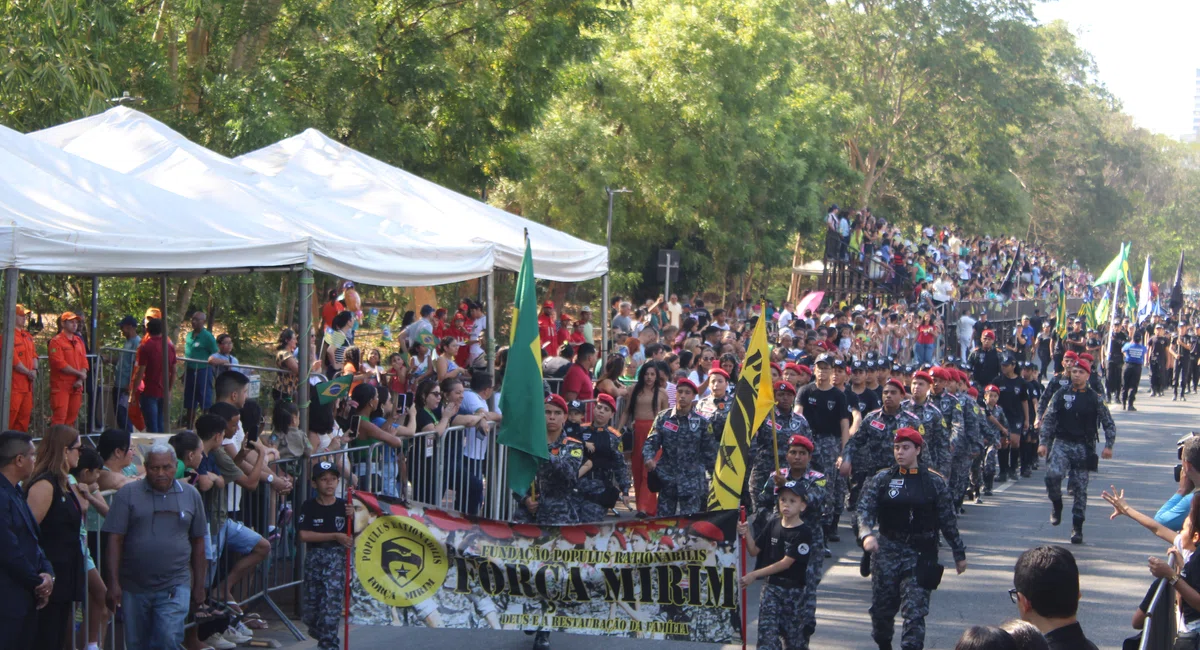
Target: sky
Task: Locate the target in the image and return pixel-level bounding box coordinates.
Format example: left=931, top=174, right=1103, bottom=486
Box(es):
left=1034, top=0, right=1200, bottom=138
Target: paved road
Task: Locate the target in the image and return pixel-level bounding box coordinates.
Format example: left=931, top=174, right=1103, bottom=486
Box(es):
left=262, top=380, right=1190, bottom=650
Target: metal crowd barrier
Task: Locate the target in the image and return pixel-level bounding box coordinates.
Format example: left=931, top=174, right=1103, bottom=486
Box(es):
left=1139, top=573, right=1178, bottom=650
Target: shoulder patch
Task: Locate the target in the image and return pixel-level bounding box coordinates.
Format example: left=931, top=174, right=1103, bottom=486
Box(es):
left=928, top=468, right=945, bottom=479
left=569, top=448, right=583, bottom=458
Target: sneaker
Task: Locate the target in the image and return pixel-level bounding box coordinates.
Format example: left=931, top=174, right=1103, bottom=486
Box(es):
left=203, top=634, right=237, bottom=650
left=223, top=627, right=253, bottom=644
left=233, top=621, right=255, bottom=639
left=974, top=494, right=983, bottom=504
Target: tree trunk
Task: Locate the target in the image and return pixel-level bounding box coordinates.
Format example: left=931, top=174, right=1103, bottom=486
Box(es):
left=274, top=274, right=289, bottom=326
left=788, top=233, right=804, bottom=304
left=175, top=277, right=199, bottom=320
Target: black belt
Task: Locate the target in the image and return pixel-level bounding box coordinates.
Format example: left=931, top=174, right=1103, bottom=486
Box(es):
left=880, top=531, right=937, bottom=546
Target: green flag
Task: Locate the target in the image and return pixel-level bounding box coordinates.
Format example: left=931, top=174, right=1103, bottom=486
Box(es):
left=314, top=374, right=352, bottom=404
left=1093, top=243, right=1129, bottom=286
left=497, top=238, right=548, bottom=498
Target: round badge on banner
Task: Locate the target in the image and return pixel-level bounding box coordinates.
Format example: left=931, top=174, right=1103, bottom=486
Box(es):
left=356, top=515, right=448, bottom=607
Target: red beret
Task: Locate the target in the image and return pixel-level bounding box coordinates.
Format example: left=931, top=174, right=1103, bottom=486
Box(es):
left=774, top=380, right=797, bottom=394
left=709, top=368, right=730, bottom=380
left=676, top=378, right=699, bottom=394
left=957, top=370, right=969, bottom=383
left=796, top=364, right=812, bottom=376
left=596, top=393, right=617, bottom=411
left=1063, top=351, right=1078, bottom=361
left=884, top=378, right=906, bottom=393
left=1075, top=359, right=1092, bottom=375
left=985, top=384, right=1000, bottom=394
left=1079, top=353, right=1094, bottom=363
left=982, top=329, right=996, bottom=339
left=931, top=367, right=950, bottom=381
left=894, top=427, right=924, bottom=447
left=690, top=520, right=725, bottom=542
left=770, top=362, right=783, bottom=375
left=788, top=434, right=814, bottom=451
left=545, top=394, right=568, bottom=412
left=913, top=371, right=934, bottom=384
left=967, top=387, right=979, bottom=398
left=784, top=362, right=804, bottom=374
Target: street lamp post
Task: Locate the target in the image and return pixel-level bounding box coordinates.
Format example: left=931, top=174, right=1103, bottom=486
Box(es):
left=601, top=187, right=630, bottom=361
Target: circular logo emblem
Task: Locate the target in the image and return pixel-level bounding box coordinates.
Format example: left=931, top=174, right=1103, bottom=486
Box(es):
left=355, top=516, right=448, bottom=607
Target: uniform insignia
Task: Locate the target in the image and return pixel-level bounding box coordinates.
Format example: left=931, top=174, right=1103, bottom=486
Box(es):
left=797, top=543, right=811, bottom=555
left=888, top=488, right=900, bottom=499
left=570, top=448, right=583, bottom=458
left=929, top=469, right=945, bottom=479
left=889, top=478, right=905, bottom=488
left=814, top=478, right=827, bottom=487
left=663, top=421, right=679, bottom=432
left=808, top=397, right=817, bottom=405
left=870, top=420, right=885, bottom=430
left=1063, top=394, right=1075, bottom=410
left=827, top=400, right=836, bottom=410
left=335, top=516, right=345, bottom=531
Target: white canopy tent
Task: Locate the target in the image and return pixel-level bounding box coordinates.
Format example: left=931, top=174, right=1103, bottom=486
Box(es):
left=1, top=122, right=308, bottom=273
left=32, top=107, right=496, bottom=287
left=235, top=128, right=609, bottom=283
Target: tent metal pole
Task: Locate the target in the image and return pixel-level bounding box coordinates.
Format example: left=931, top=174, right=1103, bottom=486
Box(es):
left=486, top=272, right=496, bottom=409
left=161, top=274, right=170, bottom=427
left=90, top=276, right=99, bottom=432
left=298, top=267, right=313, bottom=432
left=0, top=269, right=17, bottom=426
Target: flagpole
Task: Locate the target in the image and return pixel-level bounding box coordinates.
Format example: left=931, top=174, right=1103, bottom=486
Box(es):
left=1104, top=248, right=1123, bottom=368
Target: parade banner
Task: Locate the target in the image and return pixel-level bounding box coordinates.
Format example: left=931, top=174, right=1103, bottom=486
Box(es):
left=348, top=493, right=742, bottom=643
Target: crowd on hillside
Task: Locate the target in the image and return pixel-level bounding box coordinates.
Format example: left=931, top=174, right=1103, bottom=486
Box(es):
left=824, top=205, right=1094, bottom=303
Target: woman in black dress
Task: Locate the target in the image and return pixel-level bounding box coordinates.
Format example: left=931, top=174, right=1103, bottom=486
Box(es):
left=24, top=424, right=84, bottom=650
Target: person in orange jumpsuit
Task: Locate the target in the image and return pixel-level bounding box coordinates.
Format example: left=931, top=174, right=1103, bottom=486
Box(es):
left=9, top=304, right=37, bottom=431
left=48, top=311, right=89, bottom=426
left=538, top=301, right=557, bottom=356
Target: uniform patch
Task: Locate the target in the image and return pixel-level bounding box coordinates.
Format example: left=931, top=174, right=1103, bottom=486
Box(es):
left=827, top=401, right=836, bottom=410
left=888, top=488, right=900, bottom=499
left=889, top=478, right=905, bottom=488
left=797, top=543, right=810, bottom=555
left=663, top=421, right=679, bottom=432
left=335, top=516, right=345, bottom=531
left=870, top=420, right=886, bottom=430
left=570, top=448, right=583, bottom=458
left=1063, top=394, right=1075, bottom=410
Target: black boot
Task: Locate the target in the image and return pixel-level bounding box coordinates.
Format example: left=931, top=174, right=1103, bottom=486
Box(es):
left=1071, top=517, right=1084, bottom=544
left=1050, top=499, right=1063, bottom=526
left=983, top=475, right=994, bottom=496
left=533, top=631, right=551, bottom=650
left=825, top=525, right=840, bottom=543
left=860, top=551, right=872, bottom=577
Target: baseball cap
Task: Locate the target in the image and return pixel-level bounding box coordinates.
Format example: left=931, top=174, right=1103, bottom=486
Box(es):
left=814, top=353, right=834, bottom=367
left=118, top=315, right=138, bottom=328
left=851, top=360, right=866, bottom=372
left=60, top=311, right=81, bottom=322
left=542, top=301, right=555, bottom=310
left=14, top=304, right=28, bottom=317
left=778, top=480, right=808, bottom=500
left=1000, top=355, right=1016, bottom=366
left=312, top=460, right=341, bottom=480
left=580, top=305, right=592, bottom=313
left=568, top=400, right=585, bottom=413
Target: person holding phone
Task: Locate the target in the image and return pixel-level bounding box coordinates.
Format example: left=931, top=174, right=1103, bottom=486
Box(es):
left=346, top=384, right=415, bottom=495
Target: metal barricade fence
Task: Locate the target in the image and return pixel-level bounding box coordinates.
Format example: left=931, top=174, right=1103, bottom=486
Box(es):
left=1139, top=570, right=1178, bottom=650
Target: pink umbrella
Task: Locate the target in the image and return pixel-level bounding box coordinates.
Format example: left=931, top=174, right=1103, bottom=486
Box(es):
left=795, top=291, right=825, bottom=317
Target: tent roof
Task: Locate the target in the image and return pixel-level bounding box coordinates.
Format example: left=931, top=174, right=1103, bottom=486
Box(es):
left=236, top=129, right=608, bottom=282
left=31, top=108, right=495, bottom=286
left=0, top=123, right=308, bottom=274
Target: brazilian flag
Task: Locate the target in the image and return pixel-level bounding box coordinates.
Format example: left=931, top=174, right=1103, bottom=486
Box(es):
left=314, top=374, right=352, bottom=404
left=1055, top=270, right=1068, bottom=339
left=497, top=238, right=548, bottom=498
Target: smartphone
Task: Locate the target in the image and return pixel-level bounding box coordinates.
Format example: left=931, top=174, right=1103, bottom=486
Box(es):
left=348, top=415, right=362, bottom=440
left=395, top=393, right=409, bottom=414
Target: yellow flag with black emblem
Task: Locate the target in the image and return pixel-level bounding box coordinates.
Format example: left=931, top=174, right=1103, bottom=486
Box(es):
left=707, top=307, right=775, bottom=510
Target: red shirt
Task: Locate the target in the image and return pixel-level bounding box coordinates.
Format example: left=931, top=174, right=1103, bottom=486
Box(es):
left=321, top=301, right=344, bottom=329
left=562, top=363, right=594, bottom=401
left=917, top=325, right=936, bottom=345
left=137, top=335, right=178, bottom=399
left=539, top=315, right=556, bottom=353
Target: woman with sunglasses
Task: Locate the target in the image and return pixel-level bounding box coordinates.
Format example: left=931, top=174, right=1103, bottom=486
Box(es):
left=24, top=425, right=85, bottom=649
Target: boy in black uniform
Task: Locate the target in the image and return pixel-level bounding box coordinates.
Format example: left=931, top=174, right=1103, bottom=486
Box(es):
left=577, top=394, right=631, bottom=512
left=1021, top=362, right=1044, bottom=471
left=995, top=356, right=1029, bottom=480
left=1173, top=323, right=1196, bottom=401
left=738, top=481, right=813, bottom=650
left=1149, top=323, right=1170, bottom=396
left=1107, top=323, right=1129, bottom=403
left=298, top=461, right=353, bottom=650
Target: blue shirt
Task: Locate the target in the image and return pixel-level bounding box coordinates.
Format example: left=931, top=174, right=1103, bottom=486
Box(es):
left=1155, top=492, right=1193, bottom=531
left=1123, top=343, right=1147, bottom=365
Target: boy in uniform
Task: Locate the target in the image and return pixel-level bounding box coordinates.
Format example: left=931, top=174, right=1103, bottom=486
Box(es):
left=737, top=480, right=813, bottom=650
left=298, top=461, right=353, bottom=650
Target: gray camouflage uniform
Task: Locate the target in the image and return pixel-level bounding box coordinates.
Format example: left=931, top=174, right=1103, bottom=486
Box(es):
left=1039, top=386, right=1117, bottom=525
left=516, top=432, right=605, bottom=524
left=858, top=465, right=965, bottom=650
left=643, top=407, right=718, bottom=516
left=973, top=405, right=1005, bottom=493
left=951, top=392, right=984, bottom=507
left=303, top=547, right=346, bottom=649
left=696, top=394, right=733, bottom=442
left=749, top=409, right=812, bottom=516
left=903, top=398, right=947, bottom=475
left=843, top=407, right=924, bottom=533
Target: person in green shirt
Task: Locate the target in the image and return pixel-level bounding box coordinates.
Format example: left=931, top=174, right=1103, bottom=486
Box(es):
left=183, top=311, right=219, bottom=428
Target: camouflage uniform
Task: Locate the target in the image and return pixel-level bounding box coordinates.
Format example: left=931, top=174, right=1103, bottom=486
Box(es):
left=857, top=465, right=966, bottom=650
left=1037, top=373, right=1072, bottom=419
left=758, top=583, right=807, bottom=650
left=903, top=398, right=947, bottom=475
left=696, top=393, right=733, bottom=443
left=950, top=392, right=984, bottom=508
left=643, top=407, right=718, bottom=516
left=749, top=409, right=812, bottom=516
left=843, top=408, right=924, bottom=533
left=517, top=432, right=605, bottom=524
left=576, top=424, right=631, bottom=507
left=756, top=467, right=829, bottom=649
left=1039, top=386, right=1117, bottom=527
left=812, top=434, right=846, bottom=532
left=303, top=547, right=346, bottom=649
left=972, top=405, right=1005, bottom=496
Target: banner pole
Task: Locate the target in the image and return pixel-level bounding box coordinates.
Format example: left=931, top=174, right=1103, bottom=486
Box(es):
left=739, top=505, right=748, bottom=650
left=770, top=408, right=780, bottom=475
left=345, top=487, right=355, bottom=650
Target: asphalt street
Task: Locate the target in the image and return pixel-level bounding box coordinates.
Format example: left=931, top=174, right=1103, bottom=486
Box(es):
left=265, top=377, right=1191, bottom=650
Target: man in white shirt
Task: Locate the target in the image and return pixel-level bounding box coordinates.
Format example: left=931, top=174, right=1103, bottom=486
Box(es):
left=456, top=373, right=501, bottom=515
left=666, top=294, right=683, bottom=328
left=578, top=306, right=595, bottom=344
left=958, top=311, right=977, bottom=358
left=958, top=258, right=972, bottom=282
left=778, top=302, right=794, bottom=330
left=932, top=273, right=955, bottom=304
left=406, top=305, right=435, bottom=349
